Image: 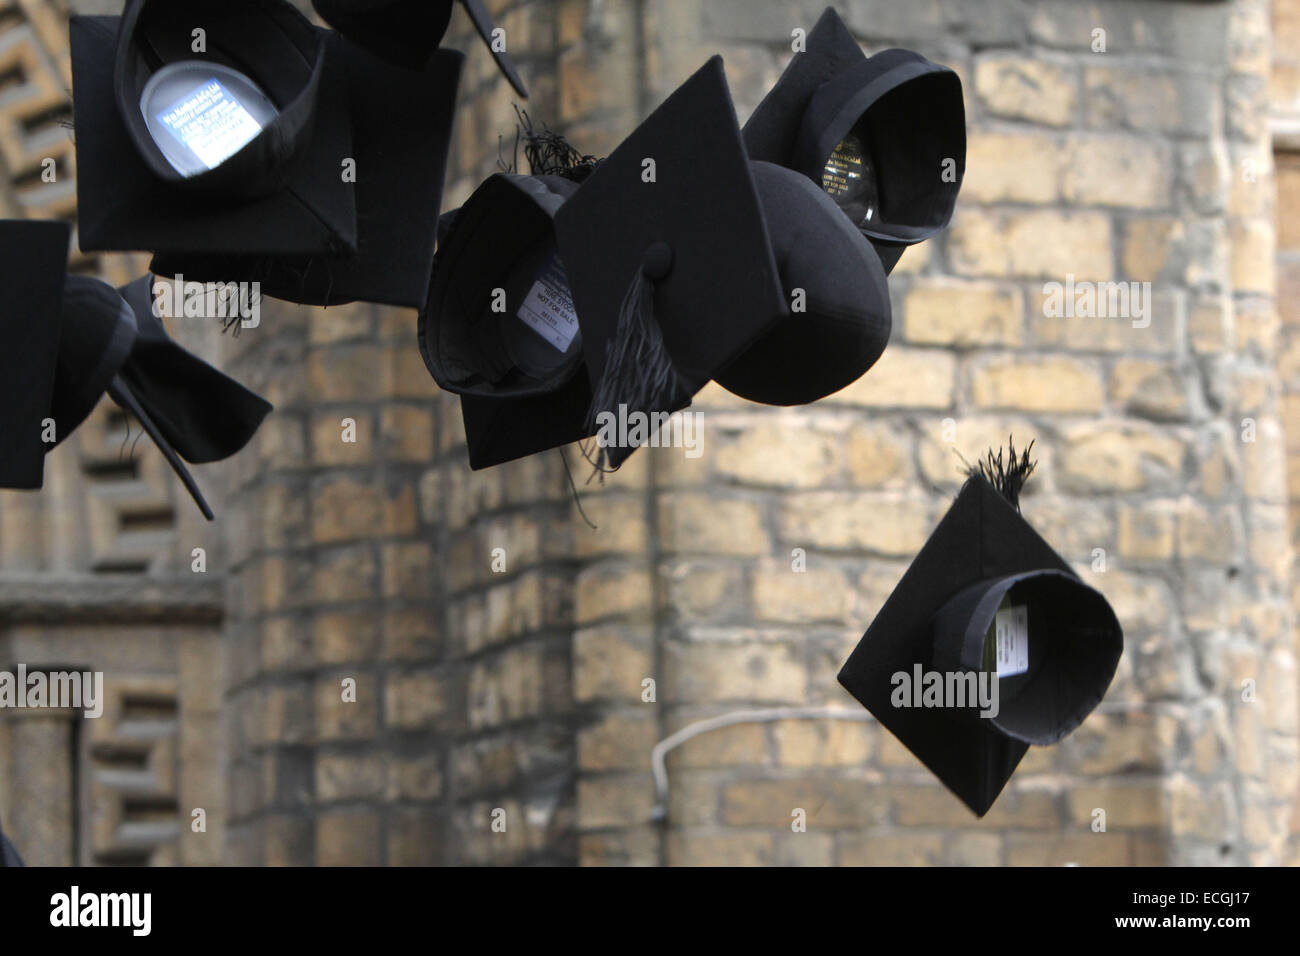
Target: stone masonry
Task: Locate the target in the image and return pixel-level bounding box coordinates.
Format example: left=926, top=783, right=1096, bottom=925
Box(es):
left=2, top=0, right=1298, bottom=866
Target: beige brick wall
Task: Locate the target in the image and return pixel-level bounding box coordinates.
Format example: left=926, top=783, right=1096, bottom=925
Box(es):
left=212, top=0, right=1300, bottom=866
left=559, top=0, right=1297, bottom=866
left=216, top=0, right=596, bottom=865
left=4, top=0, right=1283, bottom=866
left=1275, top=0, right=1300, bottom=864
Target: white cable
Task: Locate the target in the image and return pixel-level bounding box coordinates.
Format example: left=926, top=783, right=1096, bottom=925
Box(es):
left=648, top=699, right=1164, bottom=822
left=649, top=707, right=875, bottom=821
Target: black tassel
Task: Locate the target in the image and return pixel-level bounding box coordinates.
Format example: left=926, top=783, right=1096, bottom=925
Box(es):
left=514, top=105, right=600, bottom=183
left=496, top=123, right=521, bottom=174
left=961, top=436, right=1037, bottom=511
left=558, top=446, right=598, bottom=530
left=583, top=269, right=687, bottom=475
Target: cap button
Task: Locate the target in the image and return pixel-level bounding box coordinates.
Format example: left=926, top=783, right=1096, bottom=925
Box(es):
left=642, top=242, right=674, bottom=281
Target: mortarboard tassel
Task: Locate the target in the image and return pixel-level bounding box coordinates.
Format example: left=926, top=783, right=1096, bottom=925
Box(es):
left=961, top=436, right=1038, bottom=512
left=516, top=106, right=601, bottom=183
left=584, top=266, right=687, bottom=474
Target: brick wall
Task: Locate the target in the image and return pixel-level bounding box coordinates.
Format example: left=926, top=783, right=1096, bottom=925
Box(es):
left=563, top=0, right=1298, bottom=866
left=1273, top=0, right=1300, bottom=864
left=211, top=0, right=1300, bottom=865
left=221, top=291, right=444, bottom=864
left=215, top=5, right=447, bottom=869
left=218, top=0, right=598, bottom=865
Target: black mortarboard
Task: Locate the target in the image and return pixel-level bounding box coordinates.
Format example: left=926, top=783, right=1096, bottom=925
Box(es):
left=838, top=449, right=1123, bottom=816
left=552, top=57, right=788, bottom=470
left=715, top=159, right=891, bottom=406
left=420, top=171, right=597, bottom=470
left=420, top=105, right=612, bottom=465
left=0, top=818, right=22, bottom=867
left=431, top=59, right=890, bottom=469
left=743, top=6, right=965, bottom=274
left=113, top=275, right=273, bottom=474
left=73, top=1, right=464, bottom=309
left=459, top=379, right=595, bottom=471
left=73, top=1, right=356, bottom=258
left=148, top=39, right=462, bottom=309
left=0, top=220, right=71, bottom=490
left=72, top=276, right=239, bottom=519
left=48, top=273, right=213, bottom=515
left=57, top=274, right=273, bottom=521
left=312, top=0, right=527, bottom=97
left=421, top=173, right=584, bottom=400
left=0, top=222, right=272, bottom=520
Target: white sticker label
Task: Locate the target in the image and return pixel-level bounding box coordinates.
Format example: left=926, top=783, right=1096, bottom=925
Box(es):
left=157, top=79, right=264, bottom=170
left=517, top=254, right=579, bottom=352
left=994, top=605, right=1029, bottom=677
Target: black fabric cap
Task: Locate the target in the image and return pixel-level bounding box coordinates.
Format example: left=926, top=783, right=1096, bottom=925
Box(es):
left=0, top=819, right=22, bottom=867
left=73, top=13, right=357, bottom=258
left=742, top=6, right=965, bottom=274
left=441, top=180, right=596, bottom=473
left=52, top=273, right=274, bottom=521
left=930, top=568, right=1122, bottom=747
left=743, top=7, right=866, bottom=169
left=149, top=42, right=464, bottom=308
left=424, top=164, right=592, bottom=470
left=0, top=220, right=270, bottom=518
left=715, top=160, right=891, bottom=406
left=115, top=276, right=273, bottom=466
left=96, top=274, right=276, bottom=522
left=44, top=271, right=217, bottom=519
left=48, top=274, right=138, bottom=446
left=837, top=477, right=1123, bottom=816
left=553, top=56, right=787, bottom=469
left=792, top=48, right=965, bottom=255
left=421, top=173, right=583, bottom=400
left=114, top=0, right=325, bottom=198
left=460, top=372, right=595, bottom=472
left=313, top=0, right=527, bottom=97
left=0, top=220, right=70, bottom=490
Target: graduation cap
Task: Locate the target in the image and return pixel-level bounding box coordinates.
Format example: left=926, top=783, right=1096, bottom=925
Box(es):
left=61, top=274, right=272, bottom=521
left=421, top=174, right=584, bottom=400
left=0, top=818, right=21, bottom=867
left=556, top=57, right=855, bottom=471
left=112, top=275, right=274, bottom=506
left=714, top=159, right=891, bottom=407
left=420, top=169, right=600, bottom=470
left=430, top=58, right=890, bottom=471
left=148, top=39, right=462, bottom=309
left=312, top=0, right=527, bottom=97
left=555, top=57, right=892, bottom=456
left=0, top=220, right=271, bottom=520
left=838, top=444, right=1123, bottom=816
left=743, top=6, right=965, bottom=274
left=72, top=0, right=464, bottom=309
left=74, top=1, right=354, bottom=257
left=0, top=220, right=71, bottom=490
left=424, top=107, right=611, bottom=471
